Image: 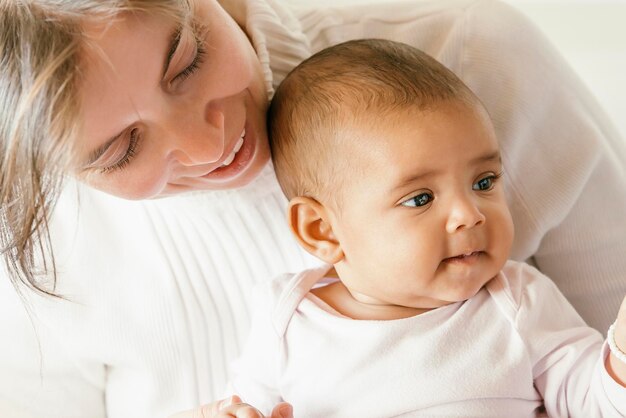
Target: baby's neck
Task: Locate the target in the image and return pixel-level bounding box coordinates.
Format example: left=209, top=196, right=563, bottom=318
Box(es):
left=311, top=279, right=430, bottom=320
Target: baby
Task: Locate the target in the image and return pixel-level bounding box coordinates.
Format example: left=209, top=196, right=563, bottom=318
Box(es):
left=228, top=39, right=626, bottom=417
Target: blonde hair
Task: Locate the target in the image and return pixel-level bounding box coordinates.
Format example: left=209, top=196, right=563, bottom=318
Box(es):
left=0, top=1, right=191, bottom=296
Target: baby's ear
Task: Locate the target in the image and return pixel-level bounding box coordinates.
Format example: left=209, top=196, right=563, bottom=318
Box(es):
left=287, top=196, right=343, bottom=264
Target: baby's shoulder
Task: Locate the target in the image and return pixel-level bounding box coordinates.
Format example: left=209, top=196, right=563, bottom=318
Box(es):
left=252, top=265, right=332, bottom=336
left=486, top=260, right=559, bottom=315
left=260, top=265, right=328, bottom=301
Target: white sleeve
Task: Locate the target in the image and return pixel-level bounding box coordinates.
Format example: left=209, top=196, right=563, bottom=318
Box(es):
left=0, top=273, right=106, bottom=418
left=229, top=283, right=284, bottom=416
left=510, top=264, right=626, bottom=417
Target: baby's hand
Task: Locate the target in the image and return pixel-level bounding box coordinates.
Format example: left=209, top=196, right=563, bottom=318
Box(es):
left=216, top=396, right=293, bottom=418
left=169, top=395, right=293, bottom=418
left=606, top=296, right=626, bottom=386
left=615, top=297, right=626, bottom=348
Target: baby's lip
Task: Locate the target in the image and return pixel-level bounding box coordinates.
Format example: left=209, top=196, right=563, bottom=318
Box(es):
left=443, top=250, right=483, bottom=261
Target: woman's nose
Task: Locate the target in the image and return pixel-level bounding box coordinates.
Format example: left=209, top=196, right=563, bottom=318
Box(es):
left=167, top=103, right=226, bottom=166
left=445, top=194, right=486, bottom=233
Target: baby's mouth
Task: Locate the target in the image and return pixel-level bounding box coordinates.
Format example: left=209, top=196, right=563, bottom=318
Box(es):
left=444, top=251, right=483, bottom=263
left=452, top=251, right=480, bottom=259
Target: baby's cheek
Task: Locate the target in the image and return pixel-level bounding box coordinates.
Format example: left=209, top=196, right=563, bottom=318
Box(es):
left=494, top=206, right=515, bottom=247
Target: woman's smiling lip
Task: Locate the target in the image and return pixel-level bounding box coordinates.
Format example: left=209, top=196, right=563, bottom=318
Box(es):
left=214, top=126, right=246, bottom=169
left=200, top=119, right=256, bottom=181
left=166, top=120, right=251, bottom=187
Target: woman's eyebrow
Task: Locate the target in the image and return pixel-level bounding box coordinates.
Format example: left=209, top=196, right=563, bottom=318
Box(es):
left=162, top=24, right=183, bottom=78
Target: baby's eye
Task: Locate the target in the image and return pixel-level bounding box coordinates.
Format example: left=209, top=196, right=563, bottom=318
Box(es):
left=472, top=174, right=499, bottom=191
left=401, top=192, right=433, bottom=208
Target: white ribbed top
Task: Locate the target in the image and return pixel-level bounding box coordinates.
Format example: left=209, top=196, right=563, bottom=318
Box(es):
left=1, top=1, right=625, bottom=417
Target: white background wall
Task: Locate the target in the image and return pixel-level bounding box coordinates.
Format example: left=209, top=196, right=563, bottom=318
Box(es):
left=291, top=0, right=626, bottom=140
left=507, top=0, right=626, bottom=140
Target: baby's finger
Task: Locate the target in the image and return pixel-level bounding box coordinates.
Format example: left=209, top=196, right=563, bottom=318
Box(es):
left=218, top=403, right=264, bottom=418
left=270, top=402, right=293, bottom=418
left=168, top=396, right=243, bottom=418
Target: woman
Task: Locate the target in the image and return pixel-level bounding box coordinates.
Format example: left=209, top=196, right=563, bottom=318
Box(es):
left=1, top=0, right=624, bottom=417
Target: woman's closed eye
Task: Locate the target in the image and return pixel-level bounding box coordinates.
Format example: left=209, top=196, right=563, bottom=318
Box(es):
left=472, top=172, right=503, bottom=191
left=99, top=128, right=141, bottom=174
left=400, top=192, right=434, bottom=208
left=166, top=24, right=208, bottom=86
left=172, top=40, right=206, bottom=84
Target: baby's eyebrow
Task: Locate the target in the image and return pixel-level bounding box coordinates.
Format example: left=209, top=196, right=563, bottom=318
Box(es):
left=394, top=170, right=438, bottom=191
left=162, top=24, right=183, bottom=79
left=391, top=150, right=502, bottom=192
left=471, top=150, right=501, bottom=165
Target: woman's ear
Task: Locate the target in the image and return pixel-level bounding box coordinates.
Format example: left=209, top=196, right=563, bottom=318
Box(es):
left=287, top=197, right=344, bottom=265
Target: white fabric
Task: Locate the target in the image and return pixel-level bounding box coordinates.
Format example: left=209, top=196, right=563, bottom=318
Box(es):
left=0, top=0, right=625, bottom=417
left=231, top=261, right=626, bottom=418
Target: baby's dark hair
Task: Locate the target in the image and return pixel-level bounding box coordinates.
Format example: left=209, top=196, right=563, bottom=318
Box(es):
left=268, top=38, right=479, bottom=204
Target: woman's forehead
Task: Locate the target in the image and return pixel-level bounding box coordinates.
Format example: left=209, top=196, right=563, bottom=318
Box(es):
left=81, top=10, right=178, bottom=60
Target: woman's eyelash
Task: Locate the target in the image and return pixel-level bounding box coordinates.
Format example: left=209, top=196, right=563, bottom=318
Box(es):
left=100, top=128, right=140, bottom=174
left=173, top=41, right=206, bottom=83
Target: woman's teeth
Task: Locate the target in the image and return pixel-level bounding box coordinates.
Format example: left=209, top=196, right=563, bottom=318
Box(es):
left=221, top=130, right=245, bottom=167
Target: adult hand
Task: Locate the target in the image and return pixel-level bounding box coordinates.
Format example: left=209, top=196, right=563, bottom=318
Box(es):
left=169, top=395, right=294, bottom=418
